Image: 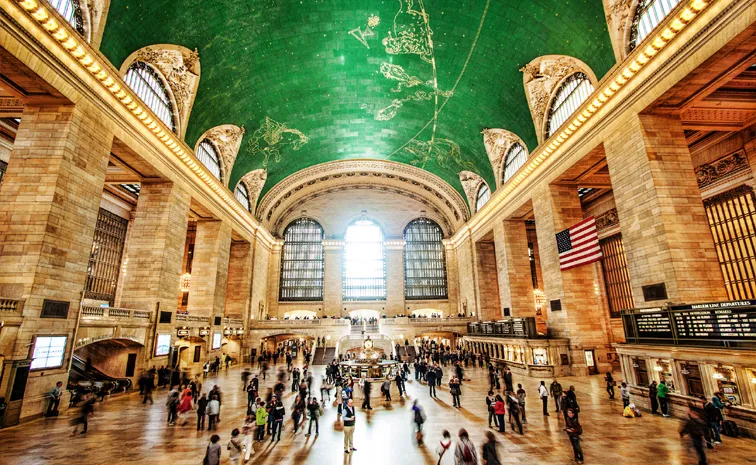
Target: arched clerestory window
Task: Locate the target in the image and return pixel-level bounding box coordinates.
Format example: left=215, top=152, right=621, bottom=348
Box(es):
left=502, top=142, right=527, bottom=183
left=279, top=218, right=325, bottom=301
left=343, top=218, right=386, bottom=301
left=629, top=0, right=681, bottom=51
left=404, top=218, right=448, bottom=300
left=49, top=0, right=85, bottom=34
left=475, top=183, right=491, bottom=213
left=235, top=182, right=251, bottom=212
left=196, top=139, right=222, bottom=182
left=545, top=72, right=594, bottom=139
left=123, top=61, right=177, bottom=133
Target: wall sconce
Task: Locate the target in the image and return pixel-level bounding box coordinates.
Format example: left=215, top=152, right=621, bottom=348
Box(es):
left=712, top=363, right=730, bottom=380
left=179, top=273, right=191, bottom=292
left=680, top=364, right=690, bottom=376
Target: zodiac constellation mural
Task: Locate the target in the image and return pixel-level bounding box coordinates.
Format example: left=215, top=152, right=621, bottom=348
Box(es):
left=349, top=15, right=380, bottom=49
left=403, top=138, right=475, bottom=171
left=246, top=117, right=309, bottom=167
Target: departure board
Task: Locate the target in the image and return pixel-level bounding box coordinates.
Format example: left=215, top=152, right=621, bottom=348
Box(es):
left=622, top=301, right=756, bottom=346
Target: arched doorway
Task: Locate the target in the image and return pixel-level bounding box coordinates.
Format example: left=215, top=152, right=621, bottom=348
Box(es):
left=70, top=338, right=144, bottom=393
left=348, top=309, right=380, bottom=321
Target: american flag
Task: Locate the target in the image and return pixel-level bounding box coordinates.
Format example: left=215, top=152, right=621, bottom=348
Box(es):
left=556, top=216, right=602, bottom=270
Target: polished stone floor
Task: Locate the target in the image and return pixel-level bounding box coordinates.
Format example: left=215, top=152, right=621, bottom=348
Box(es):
left=1, top=358, right=754, bottom=465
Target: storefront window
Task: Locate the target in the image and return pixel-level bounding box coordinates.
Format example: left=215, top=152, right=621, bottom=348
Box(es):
left=532, top=348, right=548, bottom=365
left=681, top=362, right=704, bottom=398
left=634, top=358, right=649, bottom=386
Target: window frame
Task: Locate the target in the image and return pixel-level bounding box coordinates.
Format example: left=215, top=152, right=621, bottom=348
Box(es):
left=279, top=217, right=325, bottom=302
left=475, top=182, right=491, bottom=213
left=502, top=142, right=527, bottom=183
left=628, top=0, right=682, bottom=52
left=196, top=139, right=223, bottom=182
left=343, top=217, right=386, bottom=301
left=84, top=208, right=129, bottom=305
left=123, top=61, right=177, bottom=133
left=235, top=182, right=251, bottom=212
left=29, top=335, right=68, bottom=371
left=545, top=72, right=594, bottom=139
left=49, top=0, right=85, bottom=35
left=403, top=218, right=448, bottom=300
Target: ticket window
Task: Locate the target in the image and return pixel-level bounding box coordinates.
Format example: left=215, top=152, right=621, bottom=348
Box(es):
left=656, top=360, right=676, bottom=392
left=634, top=359, right=649, bottom=386
left=532, top=348, right=548, bottom=365
left=714, top=365, right=741, bottom=406
left=681, top=362, right=704, bottom=398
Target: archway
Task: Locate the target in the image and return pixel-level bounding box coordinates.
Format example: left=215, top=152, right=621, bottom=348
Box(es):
left=348, top=309, right=380, bottom=321
left=70, top=338, right=144, bottom=393
left=411, top=308, right=444, bottom=318
left=260, top=333, right=315, bottom=356
left=284, top=310, right=318, bottom=320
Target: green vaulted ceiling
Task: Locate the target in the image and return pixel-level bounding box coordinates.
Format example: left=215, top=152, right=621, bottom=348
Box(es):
left=100, top=0, right=615, bottom=201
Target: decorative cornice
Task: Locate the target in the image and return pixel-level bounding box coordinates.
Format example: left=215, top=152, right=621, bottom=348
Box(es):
left=604, top=0, right=635, bottom=61
left=7, top=0, right=276, bottom=247
left=451, top=0, right=716, bottom=247
left=695, top=149, right=750, bottom=190
left=703, top=184, right=755, bottom=207
left=458, top=171, right=485, bottom=212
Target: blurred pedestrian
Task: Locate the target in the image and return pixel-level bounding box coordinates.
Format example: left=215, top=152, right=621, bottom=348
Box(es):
left=71, top=393, right=95, bottom=435
left=197, top=393, right=207, bottom=431
left=681, top=405, right=710, bottom=465
left=564, top=408, right=583, bottom=464
left=455, top=428, right=477, bottom=465
left=481, top=430, right=500, bottom=465
left=203, top=434, right=221, bottom=465
left=306, top=397, right=322, bottom=437
left=207, top=394, right=220, bottom=430
left=227, top=428, right=243, bottom=465
left=437, top=430, right=453, bottom=465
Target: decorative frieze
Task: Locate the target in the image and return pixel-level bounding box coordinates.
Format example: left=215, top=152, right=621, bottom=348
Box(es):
left=240, top=169, right=267, bottom=211
left=481, top=128, right=526, bottom=187
left=595, top=208, right=620, bottom=233
left=200, top=124, right=245, bottom=186
left=695, top=150, right=750, bottom=190
left=458, top=171, right=486, bottom=212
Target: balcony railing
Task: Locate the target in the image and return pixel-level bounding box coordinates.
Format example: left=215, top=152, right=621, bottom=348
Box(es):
left=223, top=317, right=244, bottom=326
left=0, top=298, right=23, bottom=315
left=467, top=318, right=539, bottom=339
left=175, top=313, right=211, bottom=324
left=81, top=306, right=154, bottom=322
left=252, top=319, right=349, bottom=327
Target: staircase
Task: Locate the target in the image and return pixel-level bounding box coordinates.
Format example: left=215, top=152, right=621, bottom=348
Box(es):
left=311, top=347, right=326, bottom=365
left=405, top=346, right=418, bottom=363
left=365, top=323, right=380, bottom=334
left=322, top=347, right=336, bottom=364
left=350, top=323, right=364, bottom=335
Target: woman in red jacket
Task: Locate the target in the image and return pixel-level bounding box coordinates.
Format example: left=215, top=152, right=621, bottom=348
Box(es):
left=494, top=395, right=506, bottom=433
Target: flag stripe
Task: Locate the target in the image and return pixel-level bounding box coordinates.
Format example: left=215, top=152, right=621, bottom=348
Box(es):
left=556, top=216, right=603, bottom=270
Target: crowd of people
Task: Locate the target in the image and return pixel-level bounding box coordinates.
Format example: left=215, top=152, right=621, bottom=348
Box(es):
left=57, top=340, right=741, bottom=465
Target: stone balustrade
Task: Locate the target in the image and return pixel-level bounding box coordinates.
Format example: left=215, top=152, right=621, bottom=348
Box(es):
left=0, top=297, right=24, bottom=315
left=223, top=317, right=244, bottom=326
left=81, top=306, right=154, bottom=322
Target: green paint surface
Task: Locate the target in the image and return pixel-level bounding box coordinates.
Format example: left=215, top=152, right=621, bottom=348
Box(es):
left=100, top=0, right=615, bottom=200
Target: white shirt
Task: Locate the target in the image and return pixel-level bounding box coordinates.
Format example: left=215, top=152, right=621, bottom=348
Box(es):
left=538, top=385, right=549, bottom=398
left=206, top=399, right=220, bottom=415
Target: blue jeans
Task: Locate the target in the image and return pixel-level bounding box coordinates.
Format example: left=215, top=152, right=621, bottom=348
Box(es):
left=708, top=421, right=721, bottom=443
left=272, top=420, right=283, bottom=441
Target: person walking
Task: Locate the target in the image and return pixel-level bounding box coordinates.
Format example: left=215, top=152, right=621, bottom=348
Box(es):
left=227, top=428, right=243, bottom=465
left=142, top=373, right=154, bottom=405
left=271, top=399, right=285, bottom=442
left=649, top=380, right=659, bottom=415
left=207, top=394, right=220, bottom=431
left=395, top=372, right=405, bottom=397
left=306, top=397, right=322, bottom=437
left=427, top=368, right=438, bottom=398
left=658, top=380, right=670, bottom=417
left=362, top=380, right=372, bottom=410
left=493, top=395, right=506, bottom=433
left=620, top=382, right=630, bottom=408
left=549, top=379, right=563, bottom=413
left=412, top=400, right=426, bottom=444
left=516, top=383, right=527, bottom=424
left=437, top=430, right=453, bottom=465
left=507, top=391, right=524, bottom=435
left=343, top=398, right=357, bottom=454
left=454, top=428, right=478, bottom=465
left=381, top=377, right=392, bottom=402
left=605, top=372, right=615, bottom=399
left=197, top=393, right=208, bottom=431
left=291, top=394, right=305, bottom=434
left=502, top=368, right=513, bottom=393
left=565, top=408, right=584, bottom=464
left=680, top=406, right=709, bottom=465
left=486, top=391, right=498, bottom=429
left=481, top=430, right=501, bottom=465
left=203, top=434, right=222, bottom=465
left=450, top=377, right=462, bottom=408
left=166, top=391, right=179, bottom=426
left=46, top=381, right=64, bottom=417
left=71, top=393, right=95, bottom=435
left=538, top=381, right=549, bottom=416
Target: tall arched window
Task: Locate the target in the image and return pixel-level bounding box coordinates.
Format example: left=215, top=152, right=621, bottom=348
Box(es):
left=404, top=218, right=448, bottom=300
left=50, top=0, right=84, bottom=34
left=343, top=218, right=386, bottom=300
left=235, top=182, right=251, bottom=212
left=279, top=218, right=325, bottom=301
left=502, top=142, right=527, bottom=183
left=475, top=183, right=491, bottom=213
left=123, top=62, right=177, bottom=133
left=196, top=139, right=222, bottom=182
left=546, top=72, right=594, bottom=138
left=629, top=0, right=681, bottom=51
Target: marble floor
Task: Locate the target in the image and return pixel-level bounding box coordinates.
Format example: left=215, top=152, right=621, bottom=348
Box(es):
left=0, top=359, right=754, bottom=465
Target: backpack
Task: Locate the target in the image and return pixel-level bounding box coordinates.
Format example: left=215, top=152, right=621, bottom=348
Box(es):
left=462, top=442, right=473, bottom=462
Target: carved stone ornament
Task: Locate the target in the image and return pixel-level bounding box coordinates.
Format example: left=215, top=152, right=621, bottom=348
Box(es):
left=131, top=46, right=201, bottom=133
left=520, top=55, right=590, bottom=143
left=603, top=0, right=634, bottom=60
left=458, top=171, right=486, bottom=211
left=201, top=125, right=246, bottom=186
left=595, top=208, right=620, bottom=232
left=695, top=150, right=750, bottom=190
left=481, top=128, right=525, bottom=187
left=240, top=169, right=268, bottom=211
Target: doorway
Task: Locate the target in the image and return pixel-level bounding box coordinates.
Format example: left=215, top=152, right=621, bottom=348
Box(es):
left=584, top=350, right=597, bottom=375
left=125, top=353, right=137, bottom=377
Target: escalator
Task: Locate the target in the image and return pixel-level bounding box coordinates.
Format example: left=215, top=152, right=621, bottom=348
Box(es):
left=311, top=347, right=326, bottom=365
left=67, top=355, right=132, bottom=405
